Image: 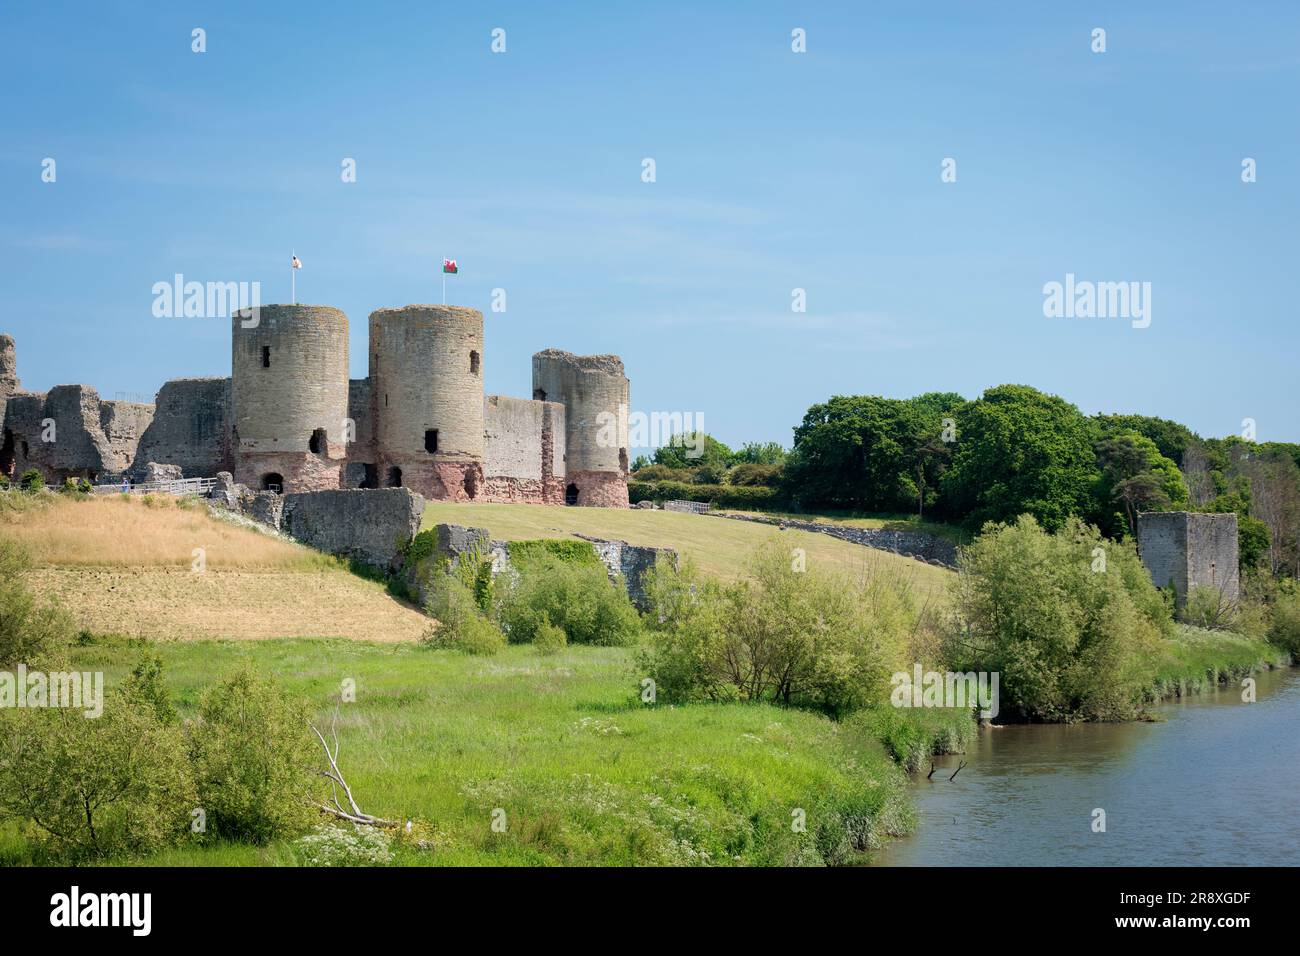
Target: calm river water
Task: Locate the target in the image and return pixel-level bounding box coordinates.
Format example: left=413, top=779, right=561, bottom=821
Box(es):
left=873, top=667, right=1300, bottom=866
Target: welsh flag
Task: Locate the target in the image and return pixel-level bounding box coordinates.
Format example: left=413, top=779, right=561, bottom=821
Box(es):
left=442, top=258, right=458, bottom=274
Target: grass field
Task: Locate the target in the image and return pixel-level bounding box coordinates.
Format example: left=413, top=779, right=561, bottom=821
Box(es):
left=715, top=509, right=970, bottom=545
left=422, top=501, right=955, bottom=602
left=0, top=638, right=915, bottom=867
left=5, top=495, right=429, bottom=642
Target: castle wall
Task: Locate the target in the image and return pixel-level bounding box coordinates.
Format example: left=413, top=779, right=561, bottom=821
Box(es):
left=1137, top=511, right=1239, bottom=607
left=278, top=487, right=425, bottom=571
left=482, top=394, right=566, bottom=504
left=1, top=385, right=153, bottom=482
left=0, top=334, right=18, bottom=432
left=531, top=349, right=629, bottom=508
left=231, top=305, right=349, bottom=492
left=343, top=377, right=375, bottom=488
left=130, top=377, right=231, bottom=479
left=370, top=305, right=485, bottom=500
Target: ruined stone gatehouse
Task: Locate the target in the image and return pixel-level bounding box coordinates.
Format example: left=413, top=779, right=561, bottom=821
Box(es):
left=0, top=304, right=631, bottom=507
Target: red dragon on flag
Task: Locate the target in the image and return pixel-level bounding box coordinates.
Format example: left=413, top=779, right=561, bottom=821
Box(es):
left=442, top=258, right=458, bottom=274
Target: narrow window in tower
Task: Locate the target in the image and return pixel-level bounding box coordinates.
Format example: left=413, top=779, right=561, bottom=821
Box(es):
left=309, top=428, right=327, bottom=454
left=534, top=388, right=547, bottom=401
left=425, top=429, right=439, bottom=453
left=261, top=346, right=270, bottom=368
left=470, top=350, right=480, bottom=375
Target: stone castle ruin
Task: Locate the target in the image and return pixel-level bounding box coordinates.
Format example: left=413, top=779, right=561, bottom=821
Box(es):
left=1136, top=511, right=1240, bottom=608
left=0, top=305, right=631, bottom=508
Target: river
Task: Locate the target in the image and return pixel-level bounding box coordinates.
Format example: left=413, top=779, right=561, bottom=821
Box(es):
left=873, top=667, right=1300, bottom=866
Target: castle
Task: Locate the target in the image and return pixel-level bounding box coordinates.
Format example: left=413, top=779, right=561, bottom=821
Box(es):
left=0, top=304, right=631, bottom=508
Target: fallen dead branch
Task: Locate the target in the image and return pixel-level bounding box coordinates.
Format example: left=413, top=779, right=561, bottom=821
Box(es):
left=309, top=703, right=396, bottom=828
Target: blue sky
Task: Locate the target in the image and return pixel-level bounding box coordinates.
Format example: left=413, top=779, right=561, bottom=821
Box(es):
left=2, top=1, right=1297, bottom=451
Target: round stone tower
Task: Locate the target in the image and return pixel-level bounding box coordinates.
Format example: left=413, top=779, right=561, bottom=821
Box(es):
left=230, top=304, right=349, bottom=493
left=369, top=305, right=485, bottom=500
left=531, top=349, right=629, bottom=507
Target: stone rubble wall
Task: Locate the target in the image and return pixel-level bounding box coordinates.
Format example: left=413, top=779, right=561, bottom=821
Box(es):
left=421, top=522, right=675, bottom=609
left=1, top=384, right=154, bottom=482
left=708, top=511, right=960, bottom=568
left=130, top=377, right=231, bottom=479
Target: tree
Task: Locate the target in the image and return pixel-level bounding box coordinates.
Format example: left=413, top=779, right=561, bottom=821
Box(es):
left=1093, top=413, right=1199, bottom=466
left=731, top=442, right=787, bottom=466
left=1240, top=449, right=1300, bottom=576
left=782, top=395, right=934, bottom=512
left=1095, top=431, right=1189, bottom=536
left=939, top=385, right=1100, bottom=531
left=652, top=432, right=733, bottom=469
left=948, top=516, right=1169, bottom=722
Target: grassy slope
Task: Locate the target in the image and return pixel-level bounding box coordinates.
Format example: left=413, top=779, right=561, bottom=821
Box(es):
left=4, top=495, right=429, bottom=642
left=7, top=639, right=912, bottom=867
left=0, top=494, right=920, bottom=866
left=715, top=509, right=970, bottom=544
left=1150, top=624, right=1289, bottom=698
left=423, top=501, right=954, bottom=602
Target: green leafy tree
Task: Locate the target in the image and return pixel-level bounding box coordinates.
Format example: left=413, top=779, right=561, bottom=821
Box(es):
left=1094, top=413, right=1199, bottom=466
left=1095, top=431, right=1189, bottom=536
left=948, top=516, right=1169, bottom=722
left=0, top=663, right=194, bottom=861
left=187, top=664, right=318, bottom=843
left=731, top=442, right=788, bottom=465
left=652, top=432, right=733, bottom=469
left=939, top=385, right=1100, bottom=531
left=783, top=396, right=933, bottom=511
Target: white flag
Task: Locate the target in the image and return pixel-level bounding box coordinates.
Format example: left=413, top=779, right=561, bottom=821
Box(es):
left=291, top=255, right=302, bottom=269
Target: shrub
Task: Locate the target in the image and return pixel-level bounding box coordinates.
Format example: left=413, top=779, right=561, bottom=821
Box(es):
left=19, top=469, right=44, bottom=493
left=505, top=538, right=601, bottom=570
left=186, top=663, right=318, bottom=843
left=421, top=572, right=506, bottom=655
left=948, top=515, right=1169, bottom=722
left=638, top=544, right=912, bottom=716
left=141, top=493, right=163, bottom=508
left=0, top=665, right=194, bottom=861
left=533, top=613, right=567, bottom=655
left=0, top=540, right=74, bottom=666
left=1179, top=586, right=1238, bottom=631
left=293, top=824, right=394, bottom=866
left=627, top=480, right=784, bottom=511
left=498, top=558, right=641, bottom=647
left=1268, top=587, right=1300, bottom=657
left=59, top=477, right=90, bottom=498
left=630, top=463, right=693, bottom=483
left=728, top=462, right=783, bottom=487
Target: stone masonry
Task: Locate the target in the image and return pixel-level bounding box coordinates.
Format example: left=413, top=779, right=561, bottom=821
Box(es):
left=1137, top=511, right=1239, bottom=607
left=1, top=307, right=631, bottom=508
left=278, top=488, right=426, bottom=571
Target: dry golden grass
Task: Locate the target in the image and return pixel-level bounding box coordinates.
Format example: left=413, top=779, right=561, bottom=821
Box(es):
left=1, top=496, right=324, bottom=568
left=4, top=496, right=428, bottom=643
left=422, top=501, right=954, bottom=602
left=26, top=567, right=428, bottom=642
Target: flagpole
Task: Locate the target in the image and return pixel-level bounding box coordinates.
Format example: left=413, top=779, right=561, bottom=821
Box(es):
left=442, top=255, right=446, bottom=305
left=291, top=250, right=296, bottom=305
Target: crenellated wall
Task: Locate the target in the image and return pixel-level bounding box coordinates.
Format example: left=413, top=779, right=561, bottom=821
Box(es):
left=1, top=312, right=631, bottom=507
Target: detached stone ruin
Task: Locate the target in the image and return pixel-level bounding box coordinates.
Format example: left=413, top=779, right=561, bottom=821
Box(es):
left=1136, top=511, right=1239, bottom=608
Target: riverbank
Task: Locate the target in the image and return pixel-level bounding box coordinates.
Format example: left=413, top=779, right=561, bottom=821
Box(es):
left=872, top=666, right=1300, bottom=866
left=1147, top=624, right=1290, bottom=703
